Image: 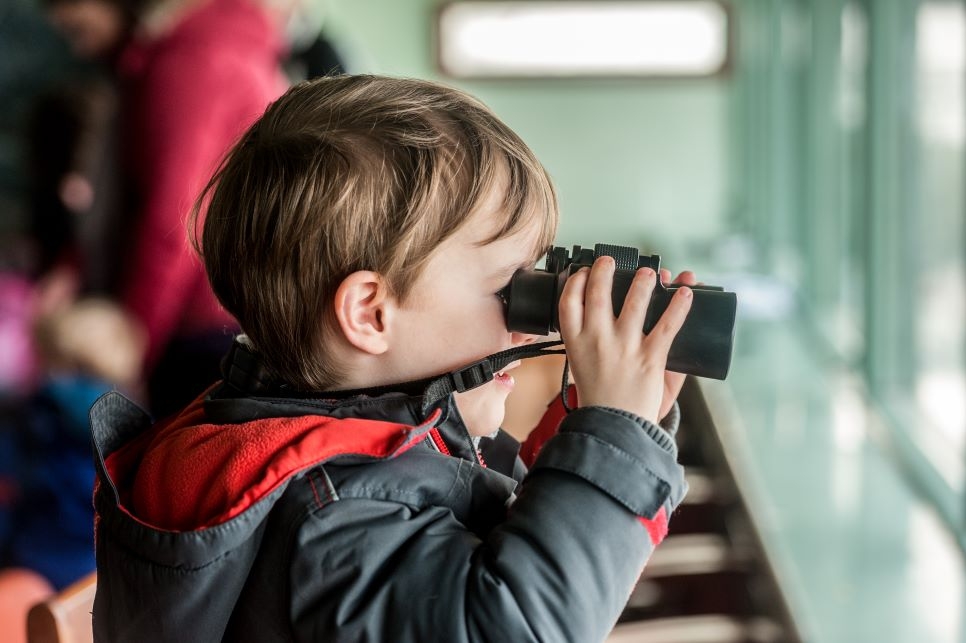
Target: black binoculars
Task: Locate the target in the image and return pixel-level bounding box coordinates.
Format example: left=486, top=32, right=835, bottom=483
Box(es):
left=499, top=243, right=737, bottom=380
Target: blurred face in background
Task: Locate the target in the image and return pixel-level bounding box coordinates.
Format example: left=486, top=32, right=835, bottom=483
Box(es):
left=47, top=0, right=127, bottom=59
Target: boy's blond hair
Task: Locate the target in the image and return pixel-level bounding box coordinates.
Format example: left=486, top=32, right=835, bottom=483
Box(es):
left=194, top=75, right=558, bottom=390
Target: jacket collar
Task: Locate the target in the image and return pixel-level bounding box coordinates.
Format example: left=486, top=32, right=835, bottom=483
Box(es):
left=208, top=339, right=481, bottom=463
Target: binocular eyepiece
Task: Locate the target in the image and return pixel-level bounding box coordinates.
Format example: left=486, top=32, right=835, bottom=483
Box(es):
left=499, top=243, right=737, bottom=380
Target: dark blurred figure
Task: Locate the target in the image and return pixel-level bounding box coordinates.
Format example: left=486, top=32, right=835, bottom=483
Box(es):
left=288, top=31, right=346, bottom=79
left=44, top=0, right=135, bottom=61
left=0, top=77, right=118, bottom=401
left=25, top=80, right=124, bottom=295
left=42, top=0, right=288, bottom=419
left=276, top=0, right=347, bottom=80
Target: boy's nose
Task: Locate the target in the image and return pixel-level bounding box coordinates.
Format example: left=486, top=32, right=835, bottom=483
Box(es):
left=510, top=331, right=540, bottom=347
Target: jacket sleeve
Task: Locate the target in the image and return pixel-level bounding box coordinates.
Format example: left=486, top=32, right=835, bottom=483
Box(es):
left=287, top=405, right=687, bottom=643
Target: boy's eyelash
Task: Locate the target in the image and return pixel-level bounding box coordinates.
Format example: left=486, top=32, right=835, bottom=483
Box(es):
left=495, top=281, right=512, bottom=302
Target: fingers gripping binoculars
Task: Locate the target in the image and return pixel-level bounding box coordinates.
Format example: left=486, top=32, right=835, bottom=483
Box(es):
left=499, top=243, right=737, bottom=380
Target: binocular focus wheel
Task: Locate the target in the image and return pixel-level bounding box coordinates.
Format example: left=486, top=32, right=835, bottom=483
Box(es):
left=594, top=243, right=640, bottom=271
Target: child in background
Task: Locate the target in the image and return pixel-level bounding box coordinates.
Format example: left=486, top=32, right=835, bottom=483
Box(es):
left=90, top=75, right=694, bottom=643
left=0, top=296, right=144, bottom=643
left=0, top=298, right=145, bottom=586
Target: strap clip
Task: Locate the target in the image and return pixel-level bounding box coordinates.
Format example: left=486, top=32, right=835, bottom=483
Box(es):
left=450, top=359, right=495, bottom=393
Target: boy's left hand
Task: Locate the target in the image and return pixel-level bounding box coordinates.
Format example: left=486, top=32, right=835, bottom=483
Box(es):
left=658, top=269, right=698, bottom=420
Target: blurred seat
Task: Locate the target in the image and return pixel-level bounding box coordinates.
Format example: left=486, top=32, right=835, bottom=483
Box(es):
left=26, top=572, right=95, bottom=643
left=0, top=568, right=54, bottom=643
left=608, top=614, right=785, bottom=643
left=623, top=533, right=758, bottom=621
left=644, top=533, right=749, bottom=578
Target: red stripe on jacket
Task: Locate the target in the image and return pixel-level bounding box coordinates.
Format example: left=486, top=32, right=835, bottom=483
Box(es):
left=639, top=506, right=669, bottom=546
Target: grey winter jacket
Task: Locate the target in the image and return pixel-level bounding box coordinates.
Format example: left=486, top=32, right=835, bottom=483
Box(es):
left=90, top=347, right=687, bottom=643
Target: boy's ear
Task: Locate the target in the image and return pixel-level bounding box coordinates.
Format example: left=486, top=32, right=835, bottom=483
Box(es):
left=333, top=271, right=392, bottom=355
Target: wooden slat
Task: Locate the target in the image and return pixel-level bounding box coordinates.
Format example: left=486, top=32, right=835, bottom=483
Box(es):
left=27, top=572, right=96, bottom=643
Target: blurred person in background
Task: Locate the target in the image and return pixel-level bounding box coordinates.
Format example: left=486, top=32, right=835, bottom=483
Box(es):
left=0, top=77, right=119, bottom=401
left=0, top=297, right=145, bottom=643
left=43, top=0, right=288, bottom=419
left=25, top=80, right=123, bottom=296
left=278, top=0, right=347, bottom=80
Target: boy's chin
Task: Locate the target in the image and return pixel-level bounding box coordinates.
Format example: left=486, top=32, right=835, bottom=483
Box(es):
left=453, top=388, right=506, bottom=438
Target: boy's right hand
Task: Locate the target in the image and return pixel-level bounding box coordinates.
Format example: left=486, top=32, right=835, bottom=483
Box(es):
left=558, top=256, right=693, bottom=425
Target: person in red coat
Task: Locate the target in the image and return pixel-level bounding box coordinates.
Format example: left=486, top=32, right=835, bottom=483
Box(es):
left=46, top=0, right=289, bottom=418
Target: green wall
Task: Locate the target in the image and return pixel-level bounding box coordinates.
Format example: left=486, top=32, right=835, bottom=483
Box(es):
left=324, top=0, right=733, bottom=263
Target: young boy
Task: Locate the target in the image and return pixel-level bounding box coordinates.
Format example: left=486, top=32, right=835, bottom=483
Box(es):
left=89, top=75, right=694, bottom=642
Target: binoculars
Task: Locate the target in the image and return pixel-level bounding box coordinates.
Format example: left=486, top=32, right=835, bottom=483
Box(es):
left=499, top=243, right=737, bottom=380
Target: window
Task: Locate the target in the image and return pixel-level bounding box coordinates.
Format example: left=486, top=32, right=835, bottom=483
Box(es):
left=437, top=1, right=731, bottom=78
left=733, top=0, right=966, bottom=532
left=911, top=2, right=965, bottom=458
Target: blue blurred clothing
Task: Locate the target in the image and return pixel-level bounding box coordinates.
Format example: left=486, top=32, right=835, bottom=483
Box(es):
left=0, top=375, right=108, bottom=589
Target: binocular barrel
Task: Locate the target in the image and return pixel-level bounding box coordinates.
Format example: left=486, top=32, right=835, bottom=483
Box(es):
left=501, top=253, right=737, bottom=380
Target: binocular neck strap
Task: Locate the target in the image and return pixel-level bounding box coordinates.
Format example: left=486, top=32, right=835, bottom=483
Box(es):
left=420, top=340, right=566, bottom=412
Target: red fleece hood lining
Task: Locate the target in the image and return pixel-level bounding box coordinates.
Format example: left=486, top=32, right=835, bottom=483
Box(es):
left=105, top=401, right=440, bottom=532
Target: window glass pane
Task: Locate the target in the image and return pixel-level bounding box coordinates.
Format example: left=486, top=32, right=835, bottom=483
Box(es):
left=913, top=1, right=965, bottom=453
left=835, top=1, right=868, bottom=361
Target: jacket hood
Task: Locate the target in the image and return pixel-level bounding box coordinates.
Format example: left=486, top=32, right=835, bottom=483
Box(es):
left=102, top=390, right=440, bottom=532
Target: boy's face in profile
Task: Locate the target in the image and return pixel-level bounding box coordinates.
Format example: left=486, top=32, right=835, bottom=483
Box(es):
left=387, top=187, right=546, bottom=437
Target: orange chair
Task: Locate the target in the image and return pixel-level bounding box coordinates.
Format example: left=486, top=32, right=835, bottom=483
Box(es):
left=26, top=572, right=95, bottom=643
left=0, top=568, right=54, bottom=643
